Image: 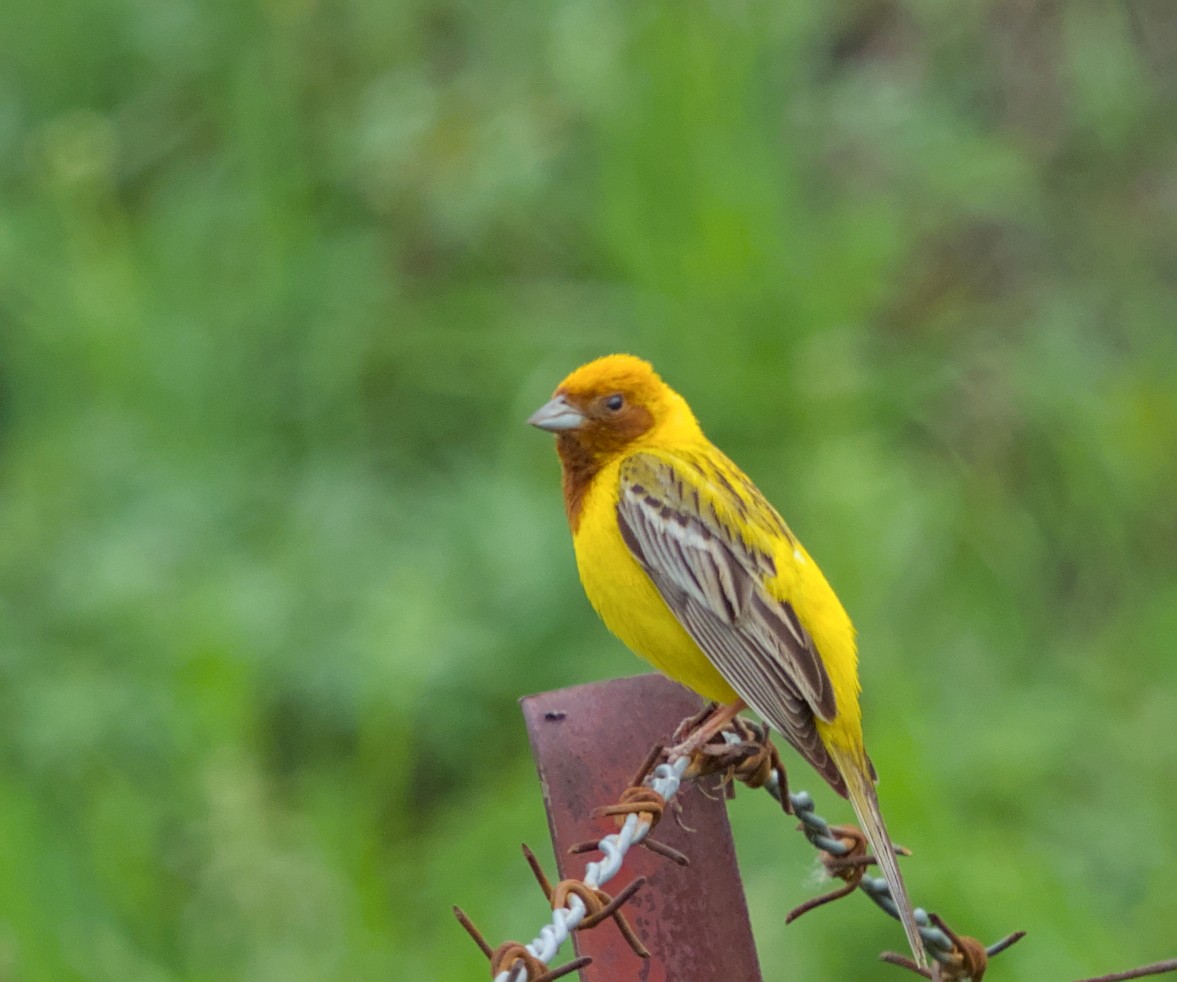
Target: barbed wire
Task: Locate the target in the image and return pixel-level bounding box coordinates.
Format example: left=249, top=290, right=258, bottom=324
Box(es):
left=454, top=709, right=1176, bottom=982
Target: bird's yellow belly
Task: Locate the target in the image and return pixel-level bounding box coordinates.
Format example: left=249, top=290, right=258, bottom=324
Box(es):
left=572, top=477, right=740, bottom=705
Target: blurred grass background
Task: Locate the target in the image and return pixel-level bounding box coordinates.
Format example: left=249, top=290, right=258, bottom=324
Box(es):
left=2, top=0, right=1176, bottom=979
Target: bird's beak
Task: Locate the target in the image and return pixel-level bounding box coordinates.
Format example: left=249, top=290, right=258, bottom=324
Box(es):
left=528, top=394, right=586, bottom=432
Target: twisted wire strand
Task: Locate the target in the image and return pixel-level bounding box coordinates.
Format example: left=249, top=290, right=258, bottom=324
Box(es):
left=495, top=755, right=691, bottom=982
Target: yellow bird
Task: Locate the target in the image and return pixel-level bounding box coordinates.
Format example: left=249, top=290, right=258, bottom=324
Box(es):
left=529, top=353, right=926, bottom=969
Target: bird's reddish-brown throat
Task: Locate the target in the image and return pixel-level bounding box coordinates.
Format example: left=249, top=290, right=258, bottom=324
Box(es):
left=528, top=385, right=655, bottom=531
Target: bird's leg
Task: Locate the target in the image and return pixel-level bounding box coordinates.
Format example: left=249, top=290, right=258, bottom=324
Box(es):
left=666, top=699, right=747, bottom=760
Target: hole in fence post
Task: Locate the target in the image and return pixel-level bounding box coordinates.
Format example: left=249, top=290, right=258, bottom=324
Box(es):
left=521, top=674, right=764, bottom=981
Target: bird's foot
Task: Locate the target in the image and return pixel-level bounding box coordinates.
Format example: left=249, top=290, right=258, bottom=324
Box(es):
left=665, top=699, right=748, bottom=761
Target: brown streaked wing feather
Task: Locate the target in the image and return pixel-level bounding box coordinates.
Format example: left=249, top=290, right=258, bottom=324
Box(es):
left=617, top=453, right=846, bottom=796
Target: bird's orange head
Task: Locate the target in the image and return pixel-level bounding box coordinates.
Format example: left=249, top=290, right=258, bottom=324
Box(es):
left=529, top=354, right=700, bottom=526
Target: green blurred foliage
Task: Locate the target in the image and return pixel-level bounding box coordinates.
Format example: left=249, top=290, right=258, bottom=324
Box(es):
left=1, top=0, right=1176, bottom=978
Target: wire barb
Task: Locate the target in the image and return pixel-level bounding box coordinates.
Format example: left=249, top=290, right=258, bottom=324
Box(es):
left=452, top=906, right=592, bottom=981
left=522, top=843, right=651, bottom=958
left=878, top=911, right=1002, bottom=981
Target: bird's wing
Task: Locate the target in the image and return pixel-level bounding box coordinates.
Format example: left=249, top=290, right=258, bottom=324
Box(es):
left=616, top=451, right=846, bottom=794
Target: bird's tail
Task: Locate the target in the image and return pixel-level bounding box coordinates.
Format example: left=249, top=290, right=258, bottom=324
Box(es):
left=827, top=743, right=927, bottom=970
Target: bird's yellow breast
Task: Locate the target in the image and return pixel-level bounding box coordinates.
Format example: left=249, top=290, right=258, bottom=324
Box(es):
left=571, top=455, right=742, bottom=705
left=572, top=449, right=866, bottom=753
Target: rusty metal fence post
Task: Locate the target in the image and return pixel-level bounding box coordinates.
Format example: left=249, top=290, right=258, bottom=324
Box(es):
left=520, top=674, right=764, bottom=981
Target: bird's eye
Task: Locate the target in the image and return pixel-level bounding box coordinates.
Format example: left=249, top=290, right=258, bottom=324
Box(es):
left=605, top=394, right=624, bottom=412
